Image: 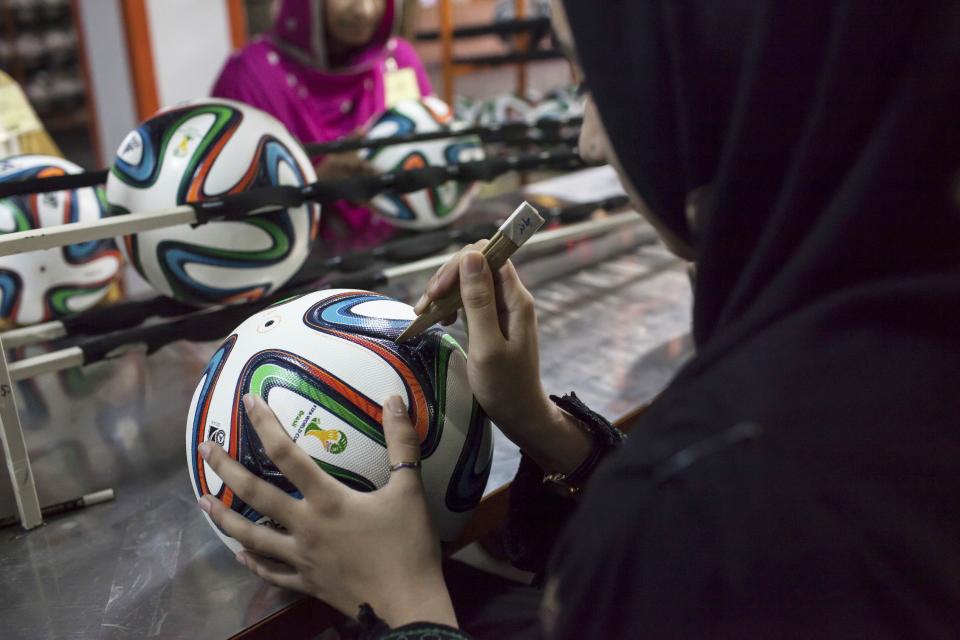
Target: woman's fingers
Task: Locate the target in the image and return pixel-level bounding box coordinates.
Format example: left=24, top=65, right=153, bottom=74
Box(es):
left=198, top=494, right=297, bottom=562
left=381, top=395, right=422, bottom=492
left=491, top=259, right=526, bottom=311
left=243, top=394, right=343, bottom=501
left=413, top=246, right=531, bottom=340
left=236, top=550, right=308, bottom=593
left=200, top=439, right=300, bottom=525
left=315, top=152, right=377, bottom=182
left=414, top=241, right=489, bottom=315
left=426, top=258, right=460, bottom=300
left=458, top=251, right=506, bottom=355
left=354, top=156, right=377, bottom=177
left=492, top=260, right=536, bottom=338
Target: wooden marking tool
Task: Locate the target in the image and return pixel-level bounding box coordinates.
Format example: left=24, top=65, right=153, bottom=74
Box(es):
left=396, top=201, right=545, bottom=343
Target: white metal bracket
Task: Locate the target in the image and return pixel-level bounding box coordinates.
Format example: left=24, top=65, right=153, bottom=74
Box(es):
left=0, top=333, right=42, bottom=529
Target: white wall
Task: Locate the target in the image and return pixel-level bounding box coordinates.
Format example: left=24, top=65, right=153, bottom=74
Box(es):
left=75, top=0, right=236, bottom=298
left=145, top=0, right=233, bottom=109
left=75, top=0, right=237, bottom=161
left=75, top=0, right=139, bottom=163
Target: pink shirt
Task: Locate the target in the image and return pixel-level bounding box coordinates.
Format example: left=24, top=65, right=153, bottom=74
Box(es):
left=211, top=0, right=433, bottom=251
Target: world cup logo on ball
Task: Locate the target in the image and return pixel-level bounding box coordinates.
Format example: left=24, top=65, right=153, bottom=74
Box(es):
left=305, top=423, right=348, bottom=454
left=186, top=289, right=493, bottom=551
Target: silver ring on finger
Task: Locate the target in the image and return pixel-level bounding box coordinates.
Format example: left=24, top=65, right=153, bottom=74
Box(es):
left=389, top=461, right=422, bottom=472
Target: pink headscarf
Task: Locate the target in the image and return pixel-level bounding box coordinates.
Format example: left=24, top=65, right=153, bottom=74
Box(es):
left=212, top=0, right=433, bottom=250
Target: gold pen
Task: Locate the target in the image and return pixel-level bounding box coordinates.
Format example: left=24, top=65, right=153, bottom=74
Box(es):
left=396, top=201, right=546, bottom=344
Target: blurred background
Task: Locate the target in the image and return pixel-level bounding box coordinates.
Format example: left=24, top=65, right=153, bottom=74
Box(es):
left=0, top=0, right=572, bottom=169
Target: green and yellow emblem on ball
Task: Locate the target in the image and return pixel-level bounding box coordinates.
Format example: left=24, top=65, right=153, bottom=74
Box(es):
left=304, top=420, right=348, bottom=454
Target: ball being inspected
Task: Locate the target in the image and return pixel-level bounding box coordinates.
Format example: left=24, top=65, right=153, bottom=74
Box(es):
left=186, top=289, right=493, bottom=550
left=361, top=97, right=485, bottom=230
left=0, top=155, right=122, bottom=326
left=106, top=99, right=320, bottom=306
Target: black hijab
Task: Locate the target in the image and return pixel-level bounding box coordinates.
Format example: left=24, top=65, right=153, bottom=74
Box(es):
left=549, top=1, right=960, bottom=636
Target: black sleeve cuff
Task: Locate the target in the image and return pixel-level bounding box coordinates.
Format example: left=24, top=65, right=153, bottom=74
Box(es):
left=503, top=392, right=624, bottom=578
left=350, top=604, right=470, bottom=640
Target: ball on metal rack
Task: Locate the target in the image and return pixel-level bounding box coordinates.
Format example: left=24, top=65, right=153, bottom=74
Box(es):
left=0, top=155, right=122, bottom=326
left=361, top=97, right=485, bottom=230
left=473, top=93, right=531, bottom=127
left=106, top=98, right=320, bottom=306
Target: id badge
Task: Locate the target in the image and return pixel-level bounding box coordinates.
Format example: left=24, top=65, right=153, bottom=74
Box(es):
left=0, top=74, right=43, bottom=137
left=384, top=66, right=421, bottom=108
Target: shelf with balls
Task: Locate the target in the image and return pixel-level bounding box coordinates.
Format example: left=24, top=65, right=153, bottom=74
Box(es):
left=0, top=97, right=626, bottom=533
left=0, top=97, right=589, bottom=342
left=0, top=203, right=646, bottom=531
left=0, top=102, right=583, bottom=200
left=0, top=190, right=627, bottom=338
left=3, top=204, right=643, bottom=378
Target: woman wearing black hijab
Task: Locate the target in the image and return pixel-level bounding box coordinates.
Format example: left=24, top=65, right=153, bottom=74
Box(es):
left=546, top=0, right=960, bottom=632
left=198, top=0, right=960, bottom=637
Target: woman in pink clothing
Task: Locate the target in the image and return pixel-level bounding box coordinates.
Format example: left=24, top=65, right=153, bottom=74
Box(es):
left=212, top=0, right=433, bottom=250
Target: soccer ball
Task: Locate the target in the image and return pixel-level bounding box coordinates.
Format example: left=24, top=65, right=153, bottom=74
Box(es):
left=473, top=93, right=531, bottom=126
left=186, top=289, right=493, bottom=550
left=361, top=97, right=485, bottom=230
left=527, top=97, right=582, bottom=123
left=527, top=85, right=585, bottom=122
left=0, top=155, right=122, bottom=326
left=106, top=99, right=320, bottom=306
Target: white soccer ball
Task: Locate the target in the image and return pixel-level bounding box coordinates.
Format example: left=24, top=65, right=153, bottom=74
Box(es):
left=0, top=155, right=122, bottom=326
left=527, top=96, right=583, bottom=123
left=473, top=93, right=531, bottom=126
left=106, top=99, right=320, bottom=306
left=186, top=289, right=493, bottom=550
left=361, top=97, right=485, bottom=230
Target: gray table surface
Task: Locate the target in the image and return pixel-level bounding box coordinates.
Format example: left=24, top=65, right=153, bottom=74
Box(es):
left=0, top=207, right=693, bottom=639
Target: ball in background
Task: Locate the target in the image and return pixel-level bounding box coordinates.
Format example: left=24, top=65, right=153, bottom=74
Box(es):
left=106, top=99, right=320, bottom=306
left=454, top=86, right=584, bottom=126
left=0, top=155, right=122, bottom=326
left=186, top=289, right=493, bottom=550
left=472, top=93, right=531, bottom=127
left=361, top=97, right=485, bottom=230
left=526, top=88, right=584, bottom=123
